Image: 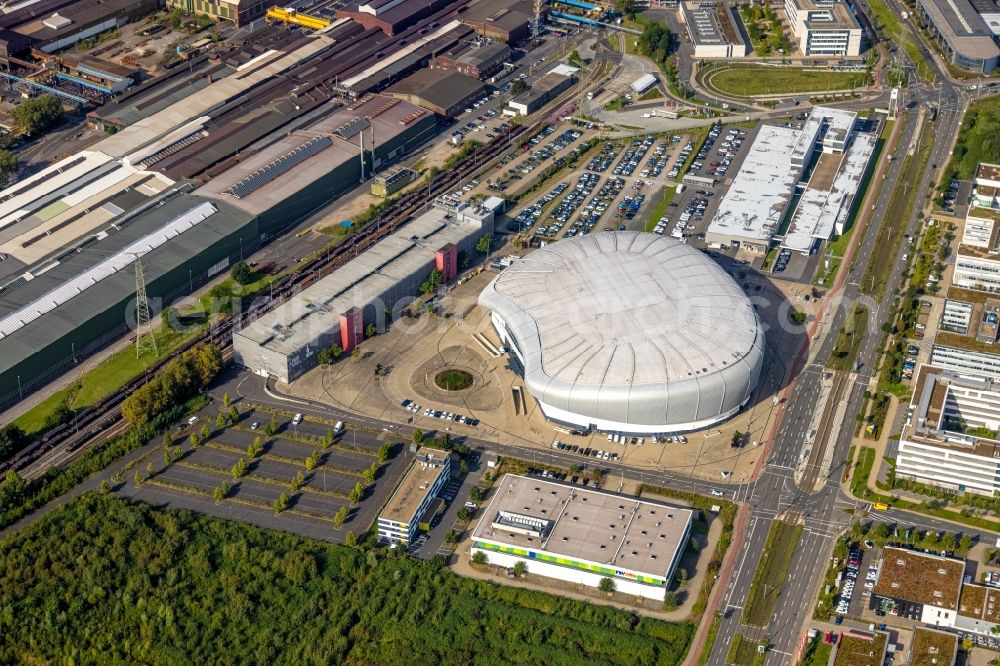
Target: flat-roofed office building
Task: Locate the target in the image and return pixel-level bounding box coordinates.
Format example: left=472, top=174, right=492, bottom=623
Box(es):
left=470, top=474, right=693, bottom=600
left=783, top=0, right=862, bottom=56
left=377, top=447, right=451, bottom=545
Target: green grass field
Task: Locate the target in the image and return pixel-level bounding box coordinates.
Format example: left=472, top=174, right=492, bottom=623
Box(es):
left=941, top=96, right=1000, bottom=184
left=708, top=67, right=867, bottom=97
left=645, top=186, right=677, bottom=232
left=800, top=640, right=833, bottom=666
left=861, top=116, right=933, bottom=299
left=828, top=306, right=869, bottom=371
left=742, top=520, right=804, bottom=627
left=726, top=634, right=765, bottom=666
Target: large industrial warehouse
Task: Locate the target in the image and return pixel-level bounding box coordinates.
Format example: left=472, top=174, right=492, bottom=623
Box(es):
left=478, top=232, right=765, bottom=434
left=233, top=198, right=494, bottom=383
left=470, top=474, right=694, bottom=600
left=0, top=27, right=446, bottom=408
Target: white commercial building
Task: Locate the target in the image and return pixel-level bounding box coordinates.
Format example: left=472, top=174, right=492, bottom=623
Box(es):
left=678, top=1, right=749, bottom=58
left=705, top=124, right=801, bottom=252
left=784, top=0, right=863, bottom=56
left=954, top=251, right=1000, bottom=292
left=782, top=111, right=875, bottom=254
left=470, top=474, right=693, bottom=600
left=377, top=447, right=451, bottom=545
left=941, top=299, right=974, bottom=334
left=479, top=232, right=765, bottom=434
left=931, top=345, right=1000, bottom=378
left=973, top=163, right=1000, bottom=209
left=631, top=73, right=658, bottom=94
left=897, top=367, right=1000, bottom=495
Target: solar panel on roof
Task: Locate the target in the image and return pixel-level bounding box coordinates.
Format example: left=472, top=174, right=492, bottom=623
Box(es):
left=222, top=136, right=332, bottom=199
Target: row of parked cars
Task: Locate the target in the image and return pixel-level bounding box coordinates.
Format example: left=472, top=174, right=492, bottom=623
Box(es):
left=538, top=172, right=600, bottom=237
left=835, top=547, right=865, bottom=615
left=527, top=467, right=600, bottom=488
left=569, top=176, right=625, bottom=237
left=552, top=441, right=620, bottom=461
left=640, top=138, right=677, bottom=178
left=614, top=135, right=657, bottom=177
left=399, top=399, right=480, bottom=426
left=666, top=139, right=695, bottom=180
left=773, top=248, right=792, bottom=273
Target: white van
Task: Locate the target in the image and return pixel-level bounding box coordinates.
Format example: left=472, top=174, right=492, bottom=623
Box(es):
left=292, top=413, right=303, bottom=425
left=334, top=420, right=344, bottom=433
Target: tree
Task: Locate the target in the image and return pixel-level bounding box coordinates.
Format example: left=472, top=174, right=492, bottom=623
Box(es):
left=511, top=79, right=528, bottom=95
left=247, top=436, right=263, bottom=459
left=445, top=529, right=459, bottom=544
left=419, top=269, right=443, bottom=295
left=662, top=590, right=679, bottom=610
left=513, top=560, right=527, bottom=577
left=0, top=423, right=28, bottom=460
left=264, top=417, right=278, bottom=437
left=349, top=482, right=364, bottom=504
left=456, top=507, right=471, bottom=522
left=172, top=446, right=182, bottom=461
left=0, top=470, right=26, bottom=508
left=230, top=261, right=255, bottom=285
left=475, top=235, right=491, bottom=254
left=200, top=424, right=211, bottom=441
left=162, top=432, right=174, bottom=449
left=960, top=534, right=973, bottom=552
left=11, top=95, right=63, bottom=135
left=0, top=149, right=16, bottom=186
left=273, top=492, right=288, bottom=515
left=305, top=450, right=320, bottom=472
left=364, top=323, right=377, bottom=338
left=163, top=450, right=172, bottom=466
left=222, top=392, right=231, bottom=407
left=231, top=458, right=248, bottom=480
left=344, top=530, right=358, bottom=547
left=376, top=442, right=391, bottom=462
left=363, top=463, right=378, bottom=484
left=134, top=471, right=144, bottom=487
left=469, top=486, right=482, bottom=503
left=215, top=413, right=228, bottom=429
left=146, top=462, right=155, bottom=478
left=412, top=428, right=424, bottom=445
left=189, top=432, right=200, bottom=449
left=318, top=343, right=343, bottom=365
left=352, top=348, right=361, bottom=363
left=169, top=7, right=184, bottom=28
left=599, top=576, right=616, bottom=594
left=213, top=482, right=229, bottom=503
left=472, top=551, right=488, bottom=565
left=676, top=567, right=688, bottom=587
left=332, top=505, right=349, bottom=527
left=290, top=471, right=304, bottom=491
left=228, top=406, right=239, bottom=424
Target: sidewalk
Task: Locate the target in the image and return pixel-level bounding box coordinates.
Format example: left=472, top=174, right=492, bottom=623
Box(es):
left=682, top=503, right=751, bottom=666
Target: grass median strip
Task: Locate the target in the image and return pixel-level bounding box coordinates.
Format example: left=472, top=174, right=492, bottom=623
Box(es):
left=742, top=519, right=803, bottom=627
left=861, top=116, right=933, bottom=300
left=708, top=67, right=867, bottom=97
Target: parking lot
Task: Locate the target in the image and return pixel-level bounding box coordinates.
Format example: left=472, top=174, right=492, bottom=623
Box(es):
left=651, top=123, right=758, bottom=251
left=116, top=403, right=407, bottom=544
left=501, top=130, right=697, bottom=242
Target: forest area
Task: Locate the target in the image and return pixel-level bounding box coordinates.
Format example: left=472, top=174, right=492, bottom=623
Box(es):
left=0, top=494, right=694, bottom=665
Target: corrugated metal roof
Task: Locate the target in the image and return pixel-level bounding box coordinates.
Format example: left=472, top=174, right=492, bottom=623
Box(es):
left=0, top=202, right=217, bottom=338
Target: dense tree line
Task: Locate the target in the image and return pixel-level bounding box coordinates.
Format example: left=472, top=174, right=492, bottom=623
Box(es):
left=11, top=95, right=63, bottom=135
left=121, top=345, right=223, bottom=424
left=636, top=23, right=677, bottom=66
left=0, top=495, right=693, bottom=665
left=0, top=401, right=193, bottom=530
left=0, top=424, right=27, bottom=462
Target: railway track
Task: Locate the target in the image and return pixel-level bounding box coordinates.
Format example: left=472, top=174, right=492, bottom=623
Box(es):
left=1, top=116, right=538, bottom=476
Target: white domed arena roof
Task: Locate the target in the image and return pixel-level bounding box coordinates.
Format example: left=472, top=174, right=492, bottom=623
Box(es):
left=479, top=232, right=765, bottom=431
